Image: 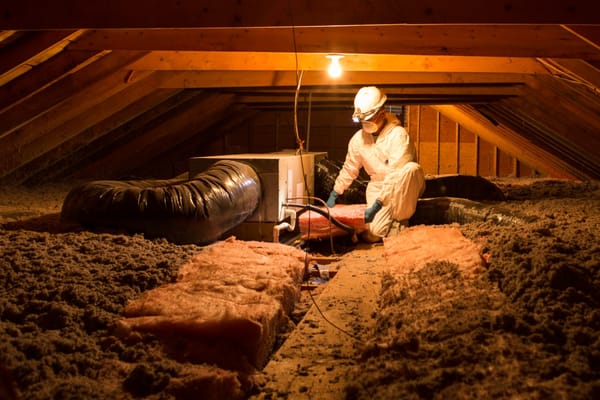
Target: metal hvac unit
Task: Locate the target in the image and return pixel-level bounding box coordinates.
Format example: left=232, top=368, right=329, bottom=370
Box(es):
left=189, top=151, right=327, bottom=242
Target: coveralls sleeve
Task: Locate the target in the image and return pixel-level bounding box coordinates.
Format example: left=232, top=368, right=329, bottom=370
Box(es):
left=378, top=126, right=415, bottom=204
left=333, top=134, right=362, bottom=195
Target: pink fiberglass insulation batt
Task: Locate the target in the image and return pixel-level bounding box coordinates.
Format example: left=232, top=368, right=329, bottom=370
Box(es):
left=298, top=204, right=367, bottom=240
left=116, top=237, right=309, bottom=372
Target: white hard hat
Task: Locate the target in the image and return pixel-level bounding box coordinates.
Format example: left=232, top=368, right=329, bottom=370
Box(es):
left=353, top=86, right=387, bottom=122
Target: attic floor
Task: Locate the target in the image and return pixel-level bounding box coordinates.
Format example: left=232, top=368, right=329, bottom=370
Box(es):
left=253, top=243, right=384, bottom=399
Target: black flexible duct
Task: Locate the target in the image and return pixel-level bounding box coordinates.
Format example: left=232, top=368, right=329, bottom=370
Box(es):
left=410, top=197, right=536, bottom=226
left=420, top=174, right=505, bottom=201
left=61, top=160, right=261, bottom=244
left=314, top=157, right=506, bottom=203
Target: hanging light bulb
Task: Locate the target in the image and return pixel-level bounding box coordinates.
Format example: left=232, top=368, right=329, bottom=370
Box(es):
left=326, top=55, right=344, bottom=78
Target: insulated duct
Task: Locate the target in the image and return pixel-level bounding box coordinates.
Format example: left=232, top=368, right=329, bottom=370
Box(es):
left=61, top=160, right=261, bottom=244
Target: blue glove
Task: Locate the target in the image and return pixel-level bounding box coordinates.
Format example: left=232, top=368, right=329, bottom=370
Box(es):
left=364, top=200, right=383, bottom=223
left=326, top=190, right=338, bottom=208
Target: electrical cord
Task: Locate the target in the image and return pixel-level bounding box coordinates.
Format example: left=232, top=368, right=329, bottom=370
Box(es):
left=294, top=70, right=306, bottom=152
left=284, top=202, right=355, bottom=236
left=286, top=198, right=365, bottom=345
left=286, top=1, right=364, bottom=346
left=285, top=196, right=339, bottom=255
left=305, top=276, right=366, bottom=346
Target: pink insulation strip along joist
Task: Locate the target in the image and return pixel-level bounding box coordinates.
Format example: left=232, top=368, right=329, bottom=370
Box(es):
left=383, top=225, right=486, bottom=278
left=117, top=237, right=309, bottom=371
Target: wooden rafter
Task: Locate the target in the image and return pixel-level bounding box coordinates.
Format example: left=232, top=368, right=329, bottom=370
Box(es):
left=540, top=58, right=600, bottom=90
left=0, top=51, right=148, bottom=139
left=69, top=25, right=600, bottom=59
left=432, top=104, right=581, bottom=180
left=2, top=0, right=599, bottom=29
left=129, top=51, right=549, bottom=75
left=0, top=69, right=165, bottom=180
left=0, top=49, right=105, bottom=113
left=0, top=30, right=88, bottom=85
left=73, top=93, right=236, bottom=179
left=19, top=89, right=184, bottom=184
left=158, top=70, right=533, bottom=89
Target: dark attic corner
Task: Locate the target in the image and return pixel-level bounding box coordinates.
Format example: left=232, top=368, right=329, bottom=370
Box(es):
left=1, top=2, right=600, bottom=399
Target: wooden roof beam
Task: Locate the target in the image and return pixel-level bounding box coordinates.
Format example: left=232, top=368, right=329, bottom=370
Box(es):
left=505, top=76, right=600, bottom=177
left=561, top=25, right=600, bottom=51
left=16, top=89, right=184, bottom=185
left=156, top=105, right=260, bottom=175
left=234, top=85, right=522, bottom=104
left=0, top=50, right=147, bottom=138
left=70, top=25, right=600, bottom=59
left=0, top=30, right=19, bottom=45
left=0, top=49, right=104, bottom=114
left=0, top=30, right=87, bottom=85
left=73, top=93, right=236, bottom=179
left=129, top=51, right=549, bottom=75
left=542, top=58, right=600, bottom=89
left=2, top=1, right=598, bottom=29
left=479, top=99, right=600, bottom=179
left=159, top=70, right=533, bottom=89
left=0, top=70, right=166, bottom=180
left=432, top=104, right=582, bottom=180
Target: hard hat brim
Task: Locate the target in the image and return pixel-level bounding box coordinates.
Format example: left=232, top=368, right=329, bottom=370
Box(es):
left=363, top=94, right=387, bottom=120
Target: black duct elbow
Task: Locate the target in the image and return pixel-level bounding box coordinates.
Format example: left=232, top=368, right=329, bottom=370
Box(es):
left=61, top=160, right=261, bottom=245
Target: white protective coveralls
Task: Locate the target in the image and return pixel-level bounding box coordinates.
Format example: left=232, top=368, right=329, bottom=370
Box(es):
left=333, top=112, right=425, bottom=238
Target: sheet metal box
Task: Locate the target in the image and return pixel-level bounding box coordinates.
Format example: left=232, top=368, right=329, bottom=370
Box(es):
left=189, top=151, right=327, bottom=224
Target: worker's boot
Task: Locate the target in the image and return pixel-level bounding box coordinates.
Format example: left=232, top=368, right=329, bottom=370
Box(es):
left=387, top=219, right=409, bottom=237
left=360, top=230, right=383, bottom=243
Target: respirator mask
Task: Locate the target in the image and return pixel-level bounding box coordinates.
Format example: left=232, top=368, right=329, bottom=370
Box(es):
left=354, top=108, right=383, bottom=134
left=361, top=120, right=379, bottom=134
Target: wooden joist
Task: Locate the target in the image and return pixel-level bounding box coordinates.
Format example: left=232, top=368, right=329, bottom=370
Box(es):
left=2, top=1, right=598, bottom=30
left=69, top=25, right=600, bottom=59
left=158, top=70, right=532, bottom=89
left=129, top=51, right=548, bottom=75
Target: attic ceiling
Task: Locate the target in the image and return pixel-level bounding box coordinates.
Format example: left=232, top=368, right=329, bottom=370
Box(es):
left=1, top=1, right=599, bottom=184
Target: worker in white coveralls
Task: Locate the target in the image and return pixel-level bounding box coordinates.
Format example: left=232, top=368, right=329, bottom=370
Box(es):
left=326, top=86, right=425, bottom=242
